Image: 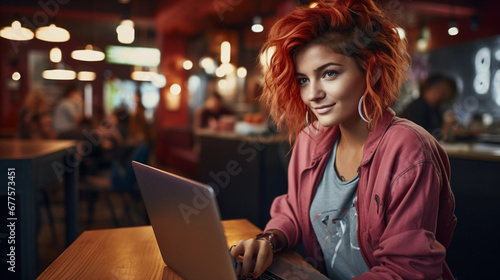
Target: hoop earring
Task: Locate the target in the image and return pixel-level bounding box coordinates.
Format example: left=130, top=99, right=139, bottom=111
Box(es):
left=358, top=95, right=371, bottom=123
left=306, top=110, right=319, bottom=135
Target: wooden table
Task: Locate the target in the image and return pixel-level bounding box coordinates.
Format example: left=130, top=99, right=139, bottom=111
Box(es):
left=0, top=139, right=79, bottom=280
left=37, top=219, right=313, bottom=279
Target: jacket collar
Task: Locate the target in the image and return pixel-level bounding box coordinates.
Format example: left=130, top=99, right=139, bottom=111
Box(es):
left=308, top=122, right=339, bottom=161
left=360, top=108, right=395, bottom=166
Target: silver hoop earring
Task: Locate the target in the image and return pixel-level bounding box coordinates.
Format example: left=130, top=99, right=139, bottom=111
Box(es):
left=306, top=110, right=319, bottom=135
left=358, top=96, right=371, bottom=123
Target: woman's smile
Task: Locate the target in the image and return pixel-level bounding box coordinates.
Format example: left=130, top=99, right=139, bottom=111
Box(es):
left=313, top=103, right=336, bottom=115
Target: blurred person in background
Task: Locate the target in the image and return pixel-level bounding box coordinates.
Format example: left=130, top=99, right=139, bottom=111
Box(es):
left=193, top=91, right=235, bottom=131
left=127, top=90, right=153, bottom=145
left=52, top=84, right=83, bottom=139
left=401, top=73, right=457, bottom=139
left=18, top=90, right=57, bottom=139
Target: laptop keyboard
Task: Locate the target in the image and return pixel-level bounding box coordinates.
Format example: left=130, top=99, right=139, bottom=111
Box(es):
left=258, top=270, right=285, bottom=280
left=237, top=270, right=284, bottom=280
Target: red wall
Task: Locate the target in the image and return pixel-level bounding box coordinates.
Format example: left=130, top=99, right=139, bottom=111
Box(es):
left=154, top=35, right=189, bottom=129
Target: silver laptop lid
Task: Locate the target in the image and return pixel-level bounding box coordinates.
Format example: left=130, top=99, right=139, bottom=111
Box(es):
left=132, top=161, right=236, bottom=280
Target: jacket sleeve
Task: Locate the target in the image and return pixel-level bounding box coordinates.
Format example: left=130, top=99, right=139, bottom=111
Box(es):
left=356, top=162, right=448, bottom=280
left=265, top=194, right=302, bottom=248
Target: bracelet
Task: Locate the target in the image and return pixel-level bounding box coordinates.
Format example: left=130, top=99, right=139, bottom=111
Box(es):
left=255, top=232, right=282, bottom=253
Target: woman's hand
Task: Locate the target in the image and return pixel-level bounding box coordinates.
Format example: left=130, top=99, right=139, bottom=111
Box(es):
left=230, top=238, right=274, bottom=279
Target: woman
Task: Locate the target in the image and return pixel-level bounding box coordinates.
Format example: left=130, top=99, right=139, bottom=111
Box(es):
left=230, top=1, right=456, bottom=279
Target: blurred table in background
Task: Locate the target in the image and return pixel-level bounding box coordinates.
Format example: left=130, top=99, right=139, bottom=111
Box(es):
left=0, top=139, right=79, bottom=280
left=441, top=141, right=500, bottom=279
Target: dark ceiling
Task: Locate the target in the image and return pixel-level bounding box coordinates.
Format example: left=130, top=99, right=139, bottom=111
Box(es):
left=0, top=0, right=490, bottom=46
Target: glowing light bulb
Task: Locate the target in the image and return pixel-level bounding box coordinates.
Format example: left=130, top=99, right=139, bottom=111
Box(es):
left=170, top=84, right=181, bottom=95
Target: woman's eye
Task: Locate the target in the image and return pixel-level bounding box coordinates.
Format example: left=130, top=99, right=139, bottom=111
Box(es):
left=297, top=77, right=309, bottom=85
left=324, top=70, right=337, bottom=78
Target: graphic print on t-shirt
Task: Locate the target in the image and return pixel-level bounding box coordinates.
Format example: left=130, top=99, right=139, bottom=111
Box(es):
left=311, top=204, right=357, bottom=267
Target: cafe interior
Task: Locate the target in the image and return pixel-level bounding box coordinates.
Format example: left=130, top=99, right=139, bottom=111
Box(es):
left=0, top=0, right=499, bottom=279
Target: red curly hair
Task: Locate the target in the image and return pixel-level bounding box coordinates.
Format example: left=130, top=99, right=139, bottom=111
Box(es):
left=259, top=0, right=411, bottom=141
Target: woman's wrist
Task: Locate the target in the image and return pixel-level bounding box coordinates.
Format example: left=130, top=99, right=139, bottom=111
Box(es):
left=255, top=231, right=284, bottom=253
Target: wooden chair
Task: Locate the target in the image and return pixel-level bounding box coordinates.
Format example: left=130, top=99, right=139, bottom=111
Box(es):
left=81, top=143, right=150, bottom=227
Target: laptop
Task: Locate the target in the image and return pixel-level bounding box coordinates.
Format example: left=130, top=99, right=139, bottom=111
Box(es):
left=132, top=161, right=329, bottom=280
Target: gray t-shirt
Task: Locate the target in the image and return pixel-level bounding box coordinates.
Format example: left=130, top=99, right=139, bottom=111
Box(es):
left=309, top=139, right=369, bottom=279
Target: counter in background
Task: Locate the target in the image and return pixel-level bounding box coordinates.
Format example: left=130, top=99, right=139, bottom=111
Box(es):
left=441, top=142, right=500, bottom=161
left=196, top=130, right=290, bottom=229
left=440, top=141, right=500, bottom=280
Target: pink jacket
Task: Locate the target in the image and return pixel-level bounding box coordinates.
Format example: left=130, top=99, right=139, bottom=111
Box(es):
left=265, top=109, right=456, bottom=279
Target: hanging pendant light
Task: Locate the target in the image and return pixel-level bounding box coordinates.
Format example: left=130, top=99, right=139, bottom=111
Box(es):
left=43, top=47, right=76, bottom=80
left=36, top=23, right=70, bottom=42
left=70, top=0, right=105, bottom=62
left=131, top=66, right=166, bottom=87
left=50, top=47, right=62, bottom=63
left=77, top=71, right=96, bottom=81
left=42, top=65, right=77, bottom=80
left=42, top=62, right=76, bottom=80
left=131, top=66, right=156, bottom=81
left=448, top=20, right=459, bottom=36
left=71, top=44, right=105, bottom=62
left=0, top=20, right=34, bottom=41
left=76, top=64, right=97, bottom=81
left=251, top=16, right=264, bottom=33
left=447, top=1, right=459, bottom=36
left=116, top=19, right=135, bottom=44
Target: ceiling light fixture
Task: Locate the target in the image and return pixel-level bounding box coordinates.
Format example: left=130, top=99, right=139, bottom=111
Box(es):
left=42, top=63, right=76, bottom=80
left=44, top=47, right=76, bottom=80
left=220, top=41, right=231, bottom=64
left=448, top=1, right=459, bottom=36
left=72, top=0, right=105, bottom=62
left=71, top=44, right=105, bottom=62
left=237, top=67, right=247, bottom=78
left=200, top=57, right=216, bottom=74
left=183, top=60, right=193, bottom=70
left=77, top=71, right=96, bottom=81
left=131, top=70, right=155, bottom=81
left=170, top=84, right=181, bottom=95
left=448, top=20, right=459, bottom=36
left=12, top=72, right=21, bottom=81
left=36, top=23, right=70, bottom=42
left=116, top=19, right=135, bottom=44
left=131, top=66, right=166, bottom=86
left=215, top=63, right=235, bottom=78
left=50, top=47, right=62, bottom=63
left=0, top=20, right=34, bottom=41
left=251, top=16, right=264, bottom=33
